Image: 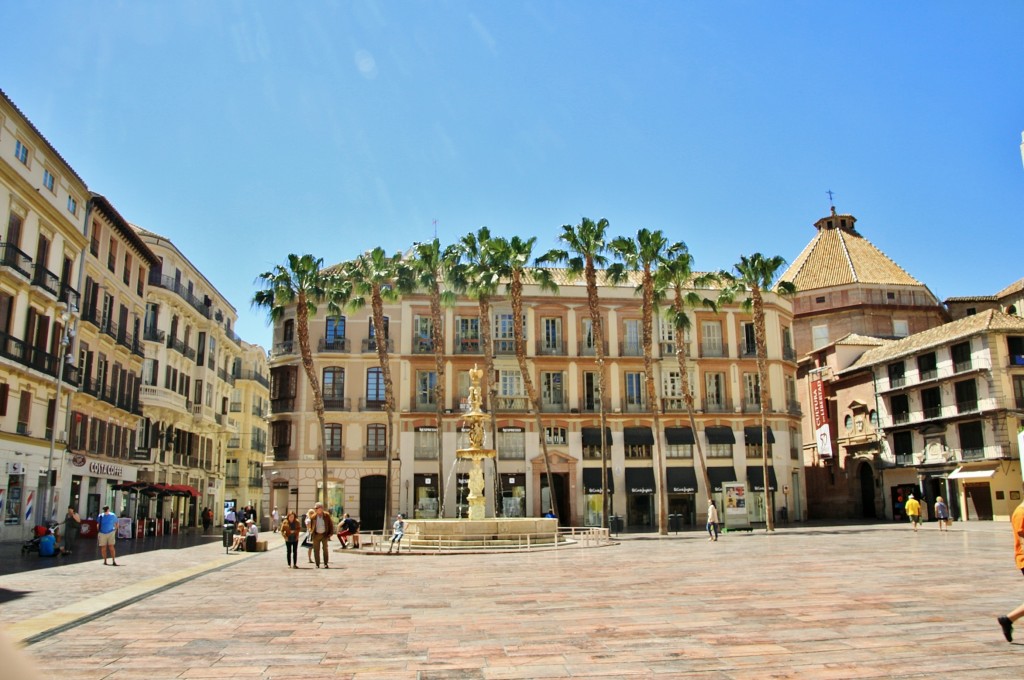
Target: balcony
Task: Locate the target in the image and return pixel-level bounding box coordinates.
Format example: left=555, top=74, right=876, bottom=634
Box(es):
left=538, top=340, right=567, bottom=356
left=147, top=273, right=211, bottom=319
left=273, top=445, right=290, bottom=461
left=139, top=384, right=188, bottom=412
left=889, top=377, right=906, bottom=389
left=143, top=326, right=165, bottom=343
left=788, top=399, right=802, bottom=415
left=919, top=369, right=939, bottom=381
left=892, top=412, right=911, bottom=425
left=493, top=395, right=530, bottom=412
left=412, top=399, right=437, bottom=413
left=454, top=336, right=481, bottom=354
left=922, top=406, right=942, bottom=420
left=230, top=401, right=242, bottom=412
left=661, top=396, right=687, bottom=412
left=236, top=370, right=270, bottom=388
left=578, top=340, right=608, bottom=357
left=361, top=338, right=393, bottom=353
left=741, top=400, right=761, bottom=413
left=31, top=265, right=60, bottom=297
left=227, top=437, right=240, bottom=449
left=248, top=477, right=263, bottom=487
left=700, top=344, right=725, bottom=358
left=325, top=449, right=344, bottom=461
left=318, top=337, right=350, bottom=352
left=623, top=400, right=647, bottom=413
left=493, top=339, right=516, bottom=355
left=620, top=341, right=643, bottom=357
left=59, top=282, right=80, bottom=311
left=273, top=340, right=295, bottom=356
left=540, top=400, right=567, bottom=413
left=704, top=399, right=732, bottom=413
left=412, top=337, right=434, bottom=354
left=953, top=359, right=973, bottom=373
left=660, top=341, right=677, bottom=357
left=364, top=446, right=387, bottom=460
left=783, top=346, right=796, bottom=361
left=225, top=474, right=240, bottom=486
left=271, top=397, right=295, bottom=413
left=0, top=243, right=33, bottom=279
left=895, top=453, right=915, bottom=466
left=359, top=398, right=386, bottom=412
left=956, top=400, right=979, bottom=414
left=737, top=342, right=757, bottom=358
left=324, top=397, right=351, bottom=411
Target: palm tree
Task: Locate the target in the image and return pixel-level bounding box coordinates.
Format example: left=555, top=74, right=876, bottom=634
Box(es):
left=253, top=254, right=346, bottom=507
left=343, top=247, right=408, bottom=526
left=490, top=235, right=559, bottom=517
left=719, top=253, right=796, bottom=532
left=452, top=227, right=503, bottom=510
left=657, top=244, right=718, bottom=513
left=541, top=217, right=612, bottom=528
left=405, top=238, right=459, bottom=512
left=608, top=228, right=672, bottom=535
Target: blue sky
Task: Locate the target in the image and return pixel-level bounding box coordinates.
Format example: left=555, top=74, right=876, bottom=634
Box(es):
left=4, top=1, right=1023, bottom=349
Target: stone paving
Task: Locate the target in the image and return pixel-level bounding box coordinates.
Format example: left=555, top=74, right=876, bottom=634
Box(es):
left=2, top=521, right=1023, bottom=678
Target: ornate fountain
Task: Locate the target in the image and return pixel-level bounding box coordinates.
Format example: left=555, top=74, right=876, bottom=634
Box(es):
left=456, top=365, right=496, bottom=521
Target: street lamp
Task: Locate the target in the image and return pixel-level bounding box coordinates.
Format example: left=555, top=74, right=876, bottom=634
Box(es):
left=42, top=304, right=74, bottom=525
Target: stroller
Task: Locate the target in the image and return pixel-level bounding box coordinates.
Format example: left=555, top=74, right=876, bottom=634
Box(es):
left=21, top=522, right=59, bottom=555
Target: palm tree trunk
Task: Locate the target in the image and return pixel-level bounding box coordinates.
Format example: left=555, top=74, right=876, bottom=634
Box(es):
left=295, top=292, right=329, bottom=507
left=674, top=288, right=712, bottom=504
left=371, top=287, right=396, bottom=523
left=753, top=286, right=774, bottom=532
left=511, top=273, right=557, bottom=518
left=641, top=270, right=668, bottom=535
left=430, top=280, right=446, bottom=513
left=585, top=262, right=609, bottom=529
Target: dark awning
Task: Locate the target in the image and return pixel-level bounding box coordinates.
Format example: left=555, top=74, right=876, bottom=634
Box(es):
left=625, top=467, right=655, bottom=494
left=705, top=426, right=736, bottom=445
left=666, top=467, right=698, bottom=494
left=623, top=427, right=654, bottom=446
left=581, top=427, right=612, bottom=446
left=746, top=465, right=779, bottom=492
left=582, top=467, right=615, bottom=494
left=665, top=427, right=695, bottom=445
left=707, top=467, right=738, bottom=492
left=743, top=426, right=775, bottom=445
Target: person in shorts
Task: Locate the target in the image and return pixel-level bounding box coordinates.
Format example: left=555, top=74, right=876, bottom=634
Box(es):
left=904, top=493, right=921, bottom=532
left=998, top=499, right=1024, bottom=642
left=97, top=506, right=119, bottom=566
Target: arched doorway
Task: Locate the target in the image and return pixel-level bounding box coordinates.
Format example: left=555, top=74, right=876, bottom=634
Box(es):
left=360, top=475, right=386, bottom=531
left=858, top=462, right=876, bottom=518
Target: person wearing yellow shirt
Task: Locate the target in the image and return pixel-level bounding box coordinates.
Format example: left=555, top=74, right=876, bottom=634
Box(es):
left=904, top=494, right=922, bottom=532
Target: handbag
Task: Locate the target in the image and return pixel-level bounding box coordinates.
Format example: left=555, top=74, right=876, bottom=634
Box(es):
left=301, top=532, right=312, bottom=548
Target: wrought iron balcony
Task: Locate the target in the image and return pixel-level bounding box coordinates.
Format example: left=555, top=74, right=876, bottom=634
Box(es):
left=318, top=337, right=350, bottom=352
left=0, top=243, right=33, bottom=279
left=31, top=265, right=60, bottom=296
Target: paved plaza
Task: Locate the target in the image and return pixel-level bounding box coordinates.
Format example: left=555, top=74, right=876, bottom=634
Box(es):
left=1, top=521, right=1022, bottom=678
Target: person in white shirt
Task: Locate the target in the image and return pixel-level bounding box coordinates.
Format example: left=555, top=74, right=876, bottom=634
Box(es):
left=270, top=507, right=280, bottom=532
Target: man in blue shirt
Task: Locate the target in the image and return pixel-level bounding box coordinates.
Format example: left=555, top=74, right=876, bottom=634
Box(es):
left=97, top=506, right=119, bottom=566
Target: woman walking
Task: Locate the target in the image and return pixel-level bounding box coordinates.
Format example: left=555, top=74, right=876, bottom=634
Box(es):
left=706, top=500, right=720, bottom=542
left=934, top=496, right=950, bottom=532
left=304, top=509, right=316, bottom=563
left=281, top=511, right=301, bottom=568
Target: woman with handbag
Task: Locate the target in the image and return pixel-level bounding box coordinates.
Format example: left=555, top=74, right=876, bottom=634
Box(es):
left=303, top=509, right=315, bottom=563
left=281, top=511, right=302, bottom=568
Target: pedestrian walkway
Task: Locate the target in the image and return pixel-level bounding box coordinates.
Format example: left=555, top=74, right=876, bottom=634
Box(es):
left=2, top=521, right=1022, bottom=678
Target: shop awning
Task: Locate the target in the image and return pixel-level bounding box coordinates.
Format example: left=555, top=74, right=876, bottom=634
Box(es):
left=665, top=427, right=695, bottom=445
left=581, top=427, right=612, bottom=446
left=705, top=427, right=736, bottom=445
left=582, top=467, right=615, bottom=494
left=166, top=484, right=200, bottom=498
left=948, top=465, right=998, bottom=480
left=743, top=426, right=775, bottom=445
left=625, top=467, right=656, bottom=494
left=707, top=467, right=738, bottom=492
left=623, top=427, right=654, bottom=446
left=666, top=467, right=698, bottom=494
left=112, top=481, right=150, bottom=492
left=746, top=465, right=779, bottom=492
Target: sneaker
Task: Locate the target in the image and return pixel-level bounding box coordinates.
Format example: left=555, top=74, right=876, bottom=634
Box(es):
left=324, top=564, right=329, bottom=569
left=998, top=616, right=1013, bottom=642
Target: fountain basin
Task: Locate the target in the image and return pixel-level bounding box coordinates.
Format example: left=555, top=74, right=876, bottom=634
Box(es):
left=404, top=517, right=560, bottom=551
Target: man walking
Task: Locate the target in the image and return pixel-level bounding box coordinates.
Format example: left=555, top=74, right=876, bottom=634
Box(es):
left=998, top=498, right=1024, bottom=642
left=271, top=506, right=280, bottom=532
left=905, top=493, right=922, bottom=532
left=97, top=505, right=119, bottom=566
left=388, top=513, right=405, bottom=554
left=309, top=502, right=334, bottom=568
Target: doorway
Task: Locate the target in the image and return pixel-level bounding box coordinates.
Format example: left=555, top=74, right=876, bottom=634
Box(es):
left=965, top=483, right=993, bottom=520
left=858, top=463, right=876, bottom=519
left=628, top=493, right=654, bottom=529
left=360, top=475, right=386, bottom=531
left=539, top=473, right=569, bottom=525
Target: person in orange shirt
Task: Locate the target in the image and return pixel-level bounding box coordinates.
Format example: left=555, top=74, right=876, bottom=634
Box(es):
left=998, top=499, right=1024, bottom=642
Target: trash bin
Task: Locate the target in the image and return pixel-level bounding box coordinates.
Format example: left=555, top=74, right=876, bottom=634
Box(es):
left=610, top=515, right=624, bottom=535
left=668, top=513, right=681, bottom=533
left=223, top=523, right=236, bottom=548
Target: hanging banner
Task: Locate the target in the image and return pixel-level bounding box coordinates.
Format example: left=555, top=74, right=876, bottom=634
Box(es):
left=810, top=378, right=832, bottom=459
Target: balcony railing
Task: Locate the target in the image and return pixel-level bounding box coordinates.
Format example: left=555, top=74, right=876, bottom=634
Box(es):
left=59, top=282, right=80, bottom=311
left=236, top=370, right=270, bottom=387
left=0, top=243, right=33, bottom=279
left=325, top=449, right=344, bottom=460
left=412, top=337, right=434, bottom=354
left=364, top=446, right=387, bottom=460
left=228, top=437, right=240, bottom=449
left=922, top=406, right=942, bottom=420
left=359, top=398, right=386, bottom=412
left=143, top=326, right=165, bottom=343
left=783, top=346, right=796, bottom=361
left=737, top=342, right=757, bottom=358
left=271, top=397, right=295, bottom=413
left=318, top=337, right=350, bottom=352
left=919, top=369, right=939, bottom=381
left=493, top=339, right=516, bottom=355
left=147, top=273, right=211, bottom=318
left=620, top=341, right=643, bottom=357
left=540, top=400, right=566, bottom=413
left=956, top=400, right=979, bottom=414
left=623, top=400, right=647, bottom=413
left=273, top=445, right=290, bottom=461
left=700, top=344, right=725, bottom=358
left=361, top=338, right=393, bottom=353
left=493, top=395, right=530, bottom=412
left=895, top=453, right=915, bottom=466
left=412, top=399, right=437, bottom=413
left=454, top=336, right=481, bottom=354
left=538, top=340, right=566, bottom=356
left=324, top=397, right=350, bottom=411
left=660, top=341, right=677, bottom=357
left=892, top=412, right=911, bottom=425
left=225, top=474, right=240, bottom=486
left=578, top=341, right=608, bottom=357
left=741, top=400, right=761, bottom=413
left=788, top=399, right=802, bottom=415
left=230, top=401, right=242, bottom=412
left=273, top=340, right=294, bottom=356
left=661, top=396, right=687, bottom=412
left=704, top=399, right=732, bottom=413
left=31, top=265, right=60, bottom=296
left=953, top=360, right=973, bottom=373
left=889, top=376, right=906, bottom=389
left=248, top=477, right=262, bottom=487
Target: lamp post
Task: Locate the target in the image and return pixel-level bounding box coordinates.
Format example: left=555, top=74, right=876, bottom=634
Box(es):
left=42, top=305, right=73, bottom=525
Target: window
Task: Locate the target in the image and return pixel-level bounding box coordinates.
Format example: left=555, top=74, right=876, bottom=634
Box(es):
left=123, top=253, right=132, bottom=286
left=704, top=371, right=726, bottom=411
left=43, top=169, right=55, bottom=192
left=90, top=224, right=101, bottom=256
left=324, top=424, right=343, bottom=458
left=890, top=394, right=910, bottom=424
left=414, top=428, right=438, bottom=459
left=581, top=318, right=596, bottom=353
left=14, top=139, right=28, bottom=165
left=540, top=371, right=564, bottom=410
left=624, top=371, right=645, bottom=411
left=365, top=367, right=385, bottom=408
left=741, top=323, right=756, bottom=356
left=958, top=421, right=984, bottom=459
left=67, top=195, right=78, bottom=215
left=954, top=379, right=977, bottom=413
left=325, top=316, right=346, bottom=345
left=412, top=316, right=432, bottom=352
left=497, top=428, right=525, bottom=459
left=782, top=326, right=794, bottom=359
left=17, top=390, right=32, bottom=435
left=892, top=431, right=913, bottom=464
left=494, top=313, right=516, bottom=353
left=455, top=316, right=479, bottom=352
left=811, top=324, right=829, bottom=349
left=917, top=352, right=938, bottom=381
left=785, top=375, right=797, bottom=411
left=707, top=442, right=732, bottom=458
left=893, top=320, right=909, bottom=338
left=107, top=238, right=117, bottom=272
left=544, top=426, right=567, bottom=445
left=541, top=317, right=562, bottom=353
left=743, top=373, right=760, bottom=409
left=416, top=370, right=437, bottom=408
left=622, top=319, right=641, bottom=355
left=666, top=441, right=692, bottom=458
left=368, top=316, right=389, bottom=339
left=137, top=266, right=145, bottom=296
left=582, top=371, right=599, bottom=411
left=1014, top=376, right=1024, bottom=410
left=887, top=361, right=906, bottom=388
left=701, top=321, right=723, bottom=356
left=366, top=424, right=387, bottom=457
left=323, top=367, right=345, bottom=406
left=951, top=341, right=972, bottom=372
left=498, top=369, right=522, bottom=397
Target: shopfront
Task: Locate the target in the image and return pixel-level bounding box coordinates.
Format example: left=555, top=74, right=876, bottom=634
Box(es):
left=707, top=466, right=737, bottom=512
left=625, top=467, right=655, bottom=529
left=413, top=473, right=439, bottom=518
left=64, top=453, right=139, bottom=520
left=746, top=464, right=778, bottom=524
left=581, top=466, right=614, bottom=526
left=665, top=466, right=698, bottom=527
left=499, top=473, right=526, bottom=517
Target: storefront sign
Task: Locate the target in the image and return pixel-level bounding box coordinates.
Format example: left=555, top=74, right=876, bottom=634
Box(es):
left=116, top=518, right=133, bottom=539
left=810, top=378, right=832, bottom=459
left=67, top=453, right=139, bottom=482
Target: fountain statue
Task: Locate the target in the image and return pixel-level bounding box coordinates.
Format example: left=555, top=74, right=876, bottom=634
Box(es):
left=456, top=365, right=497, bottom=520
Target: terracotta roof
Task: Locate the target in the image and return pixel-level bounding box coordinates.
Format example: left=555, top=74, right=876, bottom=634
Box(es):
left=833, top=333, right=891, bottom=347
left=780, top=212, right=924, bottom=290
left=91, top=193, right=160, bottom=266
left=943, top=295, right=997, bottom=303
left=996, top=277, right=1024, bottom=299
left=843, top=309, right=1024, bottom=371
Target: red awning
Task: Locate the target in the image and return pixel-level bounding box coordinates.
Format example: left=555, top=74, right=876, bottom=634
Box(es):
left=166, top=484, right=200, bottom=498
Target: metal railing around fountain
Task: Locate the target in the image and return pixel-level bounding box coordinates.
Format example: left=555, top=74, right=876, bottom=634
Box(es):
left=359, top=526, right=613, bottom=553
